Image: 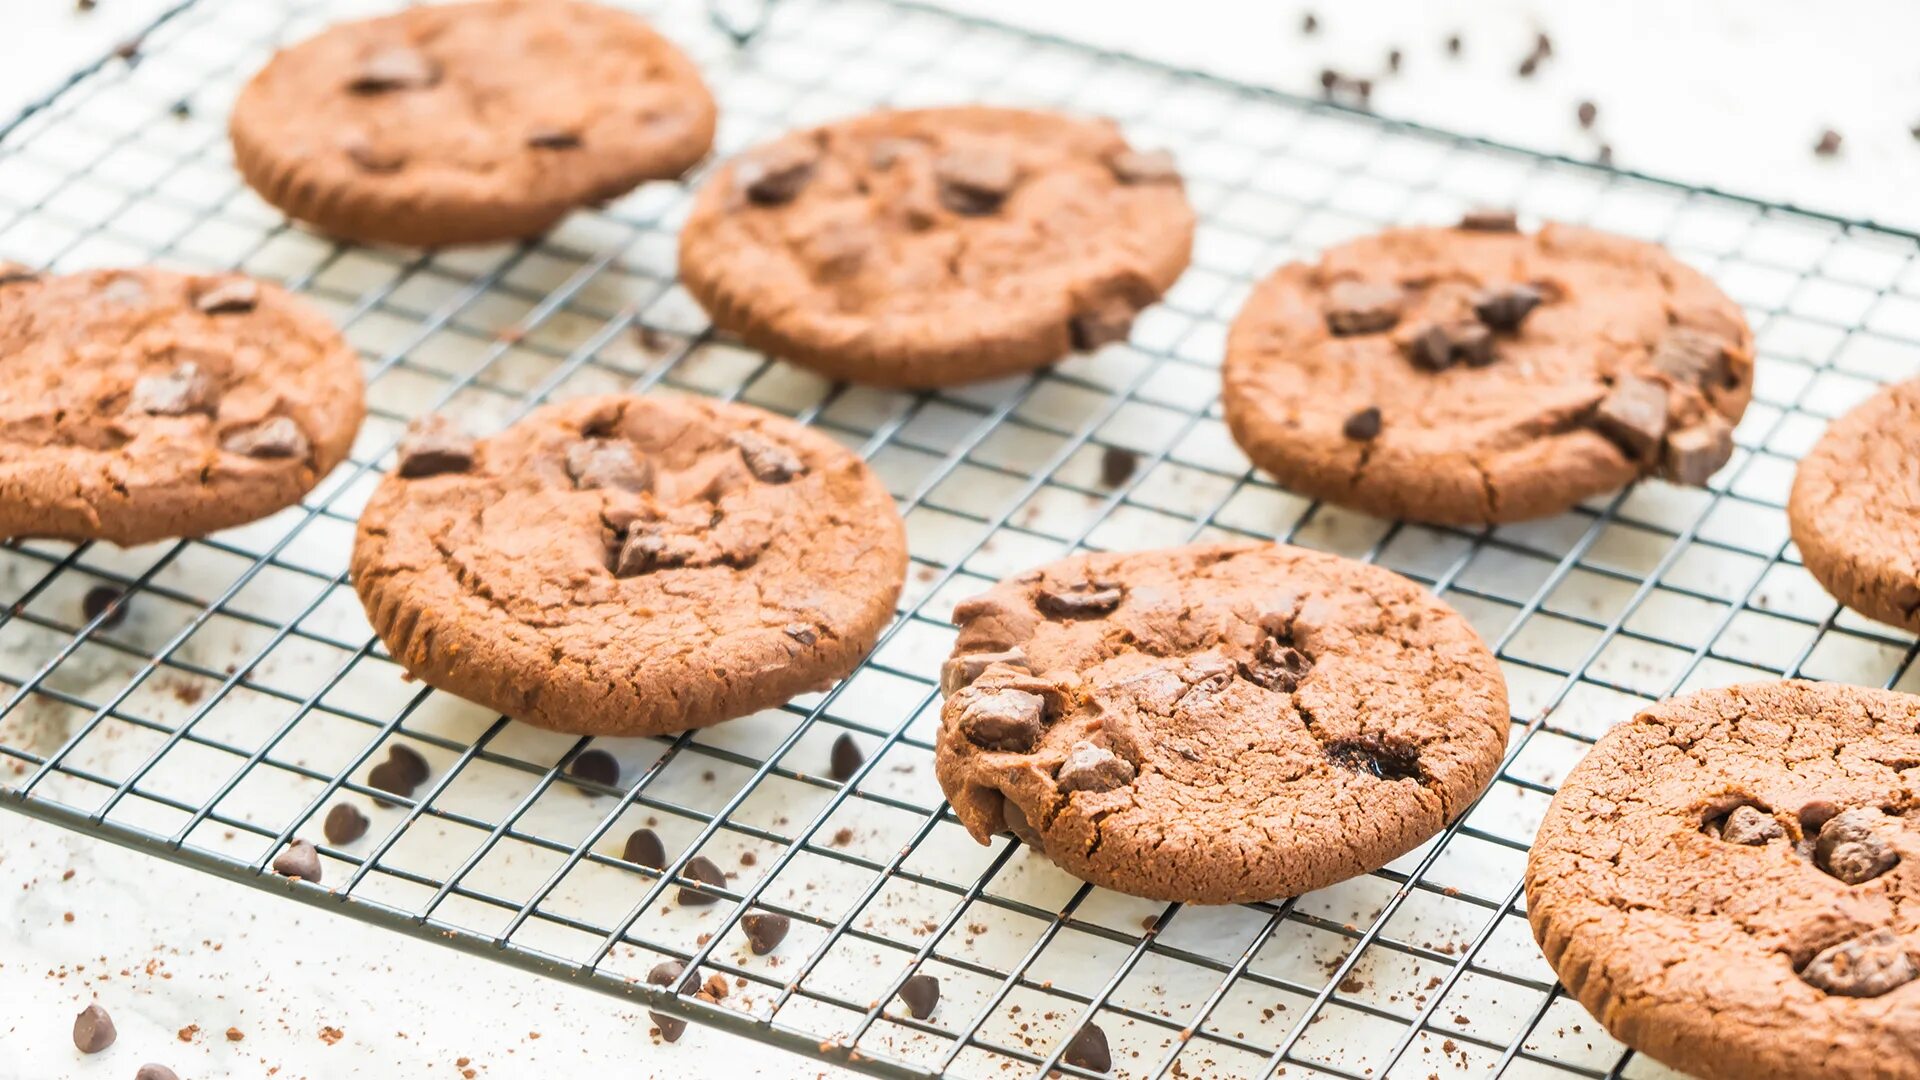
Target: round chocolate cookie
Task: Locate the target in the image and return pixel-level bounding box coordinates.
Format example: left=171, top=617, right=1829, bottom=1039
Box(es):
left=1527, top=681, right=1920, bottom=1080
left=1788, top=378, right=1920, bottom=633
left=934, top=542, right=1508, bottom=904
left=350, top=395, right=907, bottom=737
left=230, top=0, right=715, bottom=247
left=0, top=266, right=365, bottom=545
left=1222, top=217, right=1754, bottom=525
left=676, top=106, right=1195, bottom=388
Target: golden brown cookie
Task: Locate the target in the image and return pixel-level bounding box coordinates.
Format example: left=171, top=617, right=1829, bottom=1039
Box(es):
left=0, top=266, right=364, bottom=545
left=230, top=0, right=715, bottom=247
left=1527, top=681, right=1920, bottom=1080
left=1222, top=218, right=1754, bottom=525
left=1788, top=378, right=1920, bottom=633
left=677, top=106, right=1195, bottom=388
left=350, top=395, right=907, bottom=737
left=934, top=542, right=1508, bottom=904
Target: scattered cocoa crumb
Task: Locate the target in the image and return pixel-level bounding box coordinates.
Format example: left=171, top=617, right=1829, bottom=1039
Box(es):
left=319, top=1026, right=343, bottom=1046
left=177, top=1025, right=198, bottom=1043
left=226, top=1027, right=244, bottom=1042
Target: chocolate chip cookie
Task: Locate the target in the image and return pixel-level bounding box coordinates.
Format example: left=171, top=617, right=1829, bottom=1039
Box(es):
left=1222, top=218, right=1754, bottom=524
left=934, top=542, right=1508, bottom=904
left=1527, top=681, right=1920, bottom=1080
left=1788, top=378, right=1920, bottom=633
left=350, top=395, right=907, bottom=736
left=0, top=267, right=365, bottom=545
left=676, top=106, right=1195, bottom=388
left=230, top=0, right=716, bottom=247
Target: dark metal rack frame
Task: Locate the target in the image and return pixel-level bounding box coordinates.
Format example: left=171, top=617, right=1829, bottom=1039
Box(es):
left=2, top=1, right=1916, bottom=1077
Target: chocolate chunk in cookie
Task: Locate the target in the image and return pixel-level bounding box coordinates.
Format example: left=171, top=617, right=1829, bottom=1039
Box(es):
left=130, top=363, right=219, bottom=417
left=729, top=431, right=804, bottom=483
left=1241, top=637, right=1312, bottom=693
left=1472, top=283, right=1543, bottom=332
left=348, top=45, right=440, bottom=93
left=565, top=438, right=651, bottom=493
left=1660, top=416, right=1733, bottom=486
left=1055, top=741, right=1134, bottom=794
left=940, top=646, right=1029, bottom=696
left=1342, top=406, right=1383, bottom=441
left=1813, top=808, right=1899, bottom=884
left=1035, top=583, right=1124, bottom=618
left=396, top=415, right=476, bottom=478
left=1405, top=320, right=1492, bottom=370
left=934, top=144, right=1018, bottom=214
left=222, top=416, right=309, bottom=460
left=958, top=689, right=1046, bottom=752
left=736, top=140, right=818, bottom=206
left=1069, top=296, right=1140, bottom=351
left=1458, top=208, right=1519, bottom=232
left=1593, top=376, right=1669, bottom=460
left=1323, top=281, right=1404, bottom=336
left=1710, top=804, right=1784, bottom=846
left=1651, top=327, right=1729, bottom=388
left=1800, top=929, right=1917, bottom=998
left=194, top=278, right=260, bottom=314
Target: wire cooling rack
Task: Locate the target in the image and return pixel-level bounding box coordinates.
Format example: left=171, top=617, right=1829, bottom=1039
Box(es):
left=4, top=1, right=1920, bottom=1077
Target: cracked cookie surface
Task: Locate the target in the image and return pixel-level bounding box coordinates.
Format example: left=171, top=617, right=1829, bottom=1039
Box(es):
left=1222, top=222, right=1754, bottom=525
left=350, top=395, right=907, bottom=737
left=231, top=0, right=715, bottom=247
left=1526, top=681, right=1920, bottom=1080
left=676, top=106, right=1195, bottom=388
left=1788, top=378, right=1920, bottom=633
left=934, top=542, right=1508, bottom=904
left=0, top=267, right=365, bottom=545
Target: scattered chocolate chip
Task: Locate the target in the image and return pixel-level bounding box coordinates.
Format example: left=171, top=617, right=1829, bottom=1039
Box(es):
left=935, top=146, right=1018, bottom=215
left=344, top=137, right=406, bottom=174
left=623, top=828, right=666, bottom=869
left=1063, top=1021, right=1112, bottom=1073
left=368, top=757, right=420, bottom=806
left=1036, top=583, right=1124, bottom=618
left=113, top=37, right=142, bottom=63
left=349, top=46, right=440, bottom=93
left=1069, top=296, right=1139, bottom=351
left=1649, top=328, right=1729, bottom=388
left=221, top=416, right=309, bottom=460
left=194, top=278, right=258, bottom=314
left=1457, top=207, right=1518, bottom=232
left=1800, top=929, right=1917, bottom=997
left=736, top=141, right=817, bottom=205
left=1301, top=12, right=1318, bottom=33
left=1318, top=69, right=1340, bottom=95
left=1518, top=54, right=1539, bottom=78
left=939, top=647, right=1029, bottom=697
left=272, top=839, right=322, bottom=883
left=739, top=912, right=791, bottom=955
left=897, top=973, right=941, bottom=1020
left=1716, top=805, right=1784, bottom=846
left=131, top=363, right=218, bottom=416
left=959, top=689, right=1046, bottom=752
left=1099, top=445, right=1138, bottom=488
left=1322, top=281, right=1404, bottom=336
left=526, top=127, right=581, bottom=149
left=169, top=100, right=191, bottom=120
left=1577, top=101, right=1598, bottom=129
left=1592, top=376, right=1669, bottom=461
left=1534, top=32, right=1554, bottom=58
left=566, top=438, right=651, bottom=493
left=1660, top=416, right=1733, bottom=487
left=1815, top=129, right=1843, bottom=157
left=1472, top=283, right=1543, bottom=332
left=1387, top=48, right=1403, bottom=73
left=73, top=1004, right=116, bottom=1054
left=1815, top=808, right=1899, bottom=884
left=1242, top=638, right=1311, bottom=693
left=677, top=855, right=728, bottom=906
left=829, top=732, right=864, bottom=782
left=396, top=415, right=476, bottom=478
left=1055, top=742, right=1134, bottom=795
left=323, top=803, right=369, bottom=845
left=1325, top=734, right=1423, bottom=782
left=568, top=749, right=619, bottom=788
left=1107, top=148, right=1178, bottom=185
left=729, top=431, right=804, bottom=483
left=1342, top=406, right=1382, bottom=441
left=1446, top=33, right=1462, bottom=56
left=646, top=960, right=700, bottom=1041
left=382, top=744, right=427, bottom=787
left=77, top=0, right=98, bottom=10
left=136, top=1066, right=180, bottom=1080
left=82, top=584, right=128, bottom=630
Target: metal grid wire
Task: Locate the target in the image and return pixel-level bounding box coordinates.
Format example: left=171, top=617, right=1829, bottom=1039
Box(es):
left=3, top=0, right=1920, bottom=1076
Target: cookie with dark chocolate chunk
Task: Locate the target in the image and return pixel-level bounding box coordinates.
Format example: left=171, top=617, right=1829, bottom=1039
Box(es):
left=1788, top=377, right=1920, bottom=633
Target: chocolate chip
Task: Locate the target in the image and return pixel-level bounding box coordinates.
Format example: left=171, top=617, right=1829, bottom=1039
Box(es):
left=1387, top=48, right=1403, bottom=73
left=897, top=973, right=941, bottom=1020
left=349, top=46, right=440, bottom=93
left=935, top=146, right=1018, bottom=215
left=1319, top=69, right=1340, bottom=94
left=1325, top=734, right=1423, bottom=782
left=368, top=758, right=418, bottom=806
left=1342, top=406, right=1382, bottom=441
left=1322, top=281, right=1404, bottom=335
left=959, top=689, right=1046, bottom=752
left=73, top=1004, right=116, bottom=1054
left=1036, top=583, right=1124, bottom=618
left=1107, top=148, right=1178, bottom=185
left=1472, top=283, right=1543, bottom=332
left=729, top=431, right=805, bottom=483
left=1055, top=742, right=1134, bottom=795
left=272, top=839, right=322, bottom=883
left=829, top=732, right=864, bottom=782
left=613, top=524, right=680, bottom=577
left=82, top=585, right=128, bottom=630
left=622, top=828, right=666, bottom=869
left=939, top=647, right=1029, bottom=697
left=527, top=127, right=581, bottom=149
left=1660, top=417, right=1733, bottom=487
left=1098, top=445, right=1139, bottom=489
left=1002, top=797, right=1043, bottom=847
left=1457, top=208, right=1518, bottom=232
left=396, top=415, right=476, bottom=478
left=1069, top=297, right=1139, bottom=351
left=1518, top=54, right=1540, bottom=78
left=736, top=142, right=817, bottom=205
left=221, top=416, right=309, bottom=460
left=1534, top=32, right=1554, bottom=58
left=1242, top=638, right=1311, bottom=693
left=677, top=855, right=728, bottom=906
left=1649, top=328, right=1729, bottom=388
left=1063, top=1021, right=1112, bottom=1073
left=1593, top=376, right=1669, bottom=461
left=1446, top=33, right=1462, bottom=56
left=1577, top=101, right=1598, bottom=129
left=740, top=912, right=791, bottom=955
left=136, top=1066, right=180, bottom=1080
left=1800, top=929, right=1916, bottom=997
left=131, top=363, right=219, bottom=416
left=1815, top=808, right=1899, bottom=884
left=566, top=439, right=651, bottom=493
left=113, top=36, right=142, bottom=63
left=385, top=744, right=428, bottom=787
left=568, top=749, right=620, bottom=788
left=1815, top=129, right=1843, bottom=157
left=783, top=623, right=817, bottom=647
left=324, top=803, right=369, bottom=845
left=344, top=136, right=407, bottom=174
left=1717, top=805, right=1783, bottom=846
left=645, top=960, right=700, bottom=1041
left=1405, top=320, right=1492, bottom=370
left=1301, top=12, right=1318, bottom=33
left=194, top=278, right=259, bottom=315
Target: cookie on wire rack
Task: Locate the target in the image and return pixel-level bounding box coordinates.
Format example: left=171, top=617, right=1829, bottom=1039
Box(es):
left=1788, top=377, right=1920, bottom=633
